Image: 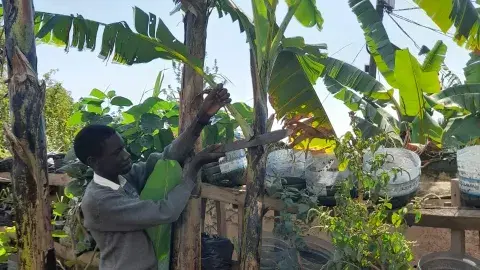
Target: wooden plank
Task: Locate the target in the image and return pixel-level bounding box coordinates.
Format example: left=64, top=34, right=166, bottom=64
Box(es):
left=405, top=207, right=480, bottom=230
left=450, top=179, right=465, bottom=255
left=201, top=183, right=284, bottom=211
left=215, top=201, right=227, bottom=237
left=202, top=183, right=480, bottom=231
left=2, top=174, right=479, bottom=231
left=0, top=172, right=455, bottom=199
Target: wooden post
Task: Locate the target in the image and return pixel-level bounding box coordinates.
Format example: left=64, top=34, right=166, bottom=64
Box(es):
left=171, top=2, right=209, bottom=269
left=215, top=201, right=227, bottom=237
left=1, top=0, right=56, bottom=269
left=237, top=205, right=244, bottom=250
left=240, top=48, right=268, bottom=268
left=450, top=179, right=465, bottom=255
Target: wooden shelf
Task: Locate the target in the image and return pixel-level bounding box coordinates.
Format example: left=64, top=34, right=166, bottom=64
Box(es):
left=0, top=173, right=477, bottom=231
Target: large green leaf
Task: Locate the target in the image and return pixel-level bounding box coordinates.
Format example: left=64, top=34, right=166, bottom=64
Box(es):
left=429, top=83, right=480, bottom=114
left=411, top=112, right=443, bottom=144
left=215, top=0, right=255, bottom=45
left=443, top=114, right=480, bottom=147
left=231, top=102, right=254, bottom=124
left=287, top=0, right=324, bottom=30
left=349, top=0, right=397, bottom=87
left=464, top=51, right=480, bottom=84
left=251, top=0, right=270, bottom=64
left=140, top=160, right=182, bottom=269
left=395, top=49, right=440, bottom=117
left=32, top=6, right=204, bottom=68
left=324, top=76, right=401, bottom=142
left=320, top=56, right=392, bottom=100
left=269, top=50, right=335, bottom=152
left=418, top=43, right=461, bottom=90
left=421, top=40, right=447, bottom=73
left=203, top=114, right=236, bottom=147
left=414, top=0, right=480, bottom=51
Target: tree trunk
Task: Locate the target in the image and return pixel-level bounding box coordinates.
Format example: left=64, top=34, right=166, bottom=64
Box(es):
left=2, top=0, right=55, bottom=269
left=240, top=50, right=268, bottom=269
left=171, top=4, right=208, bottom=270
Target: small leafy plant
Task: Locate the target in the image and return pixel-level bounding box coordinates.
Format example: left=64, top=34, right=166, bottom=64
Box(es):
left=309, top=129, right=422, bottom=269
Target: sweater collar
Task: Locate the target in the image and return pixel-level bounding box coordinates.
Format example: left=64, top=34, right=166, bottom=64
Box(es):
left=93, top=173, right=126, bottom=190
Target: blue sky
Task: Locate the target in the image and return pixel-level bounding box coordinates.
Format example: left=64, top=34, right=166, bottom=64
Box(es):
left=34, top=0, right=473, bottom=135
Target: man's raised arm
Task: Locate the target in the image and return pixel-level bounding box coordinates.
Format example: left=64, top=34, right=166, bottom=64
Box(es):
left=164, top=85, right=231, bottom=164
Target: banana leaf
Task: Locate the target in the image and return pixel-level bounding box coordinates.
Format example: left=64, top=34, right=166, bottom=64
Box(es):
left=429, top=83, right=480, bottom=114
left=320, top=56, right=393, bottom=100
left=287, top=0, right=324, bottom=30
left=421, top=40, right=447, bottom=73
left=443, top=114, right=480, bottom=148
left=414, top=0, right=480, bottom=51
left=464, top=51, right=480, bottom=84
left=215, top=0, right=255, bottom=45
left=140, top=159, right=182, bottom=270
left=269, top=50, right=336, bottom=152
left=251, top=0, right=270, bottom=64
left=395, top=49, right=440, bottom=117
left=32, top=7, right=203, bottom=69
left=411, top=112, right=443, bottom=145
left=324, top=76, right=401, bottom=143
left=348, top=0, right=397, bottom=87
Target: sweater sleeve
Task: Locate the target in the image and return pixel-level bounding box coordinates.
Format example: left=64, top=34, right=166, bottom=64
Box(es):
left=83, top=175, right=195, bottom=232
left=123, top=144, right=174, bottom=192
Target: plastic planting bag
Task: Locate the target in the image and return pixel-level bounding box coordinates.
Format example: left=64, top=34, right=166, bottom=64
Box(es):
left=201, top=233, right=234, bottom=270
left=140, top=160, right=182, bottom=270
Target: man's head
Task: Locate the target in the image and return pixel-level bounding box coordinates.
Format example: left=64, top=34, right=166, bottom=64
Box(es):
left=74, top=125, right=132, bottom=178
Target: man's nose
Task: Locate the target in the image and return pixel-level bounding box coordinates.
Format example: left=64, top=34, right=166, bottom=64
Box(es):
left=123, top=150, right=131, bottom=160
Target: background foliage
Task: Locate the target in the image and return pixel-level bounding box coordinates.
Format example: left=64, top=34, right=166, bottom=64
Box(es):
left=0, top=70, right=76, bottom=158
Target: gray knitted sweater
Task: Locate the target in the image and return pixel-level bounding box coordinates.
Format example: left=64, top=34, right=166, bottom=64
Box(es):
left=81, top=144, right=195, bottom=270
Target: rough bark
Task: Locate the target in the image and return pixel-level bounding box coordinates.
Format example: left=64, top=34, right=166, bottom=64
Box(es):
left=240, top=50, right=268, bottom=269
left=2, top=0, right=55, bottom=268
left=171, top=4, right=208, bottom=270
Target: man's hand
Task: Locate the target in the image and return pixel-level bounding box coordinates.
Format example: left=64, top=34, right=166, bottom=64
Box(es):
left=191, top=144, right=225, bottom=171
left=198, top=84, right=231, bottom=124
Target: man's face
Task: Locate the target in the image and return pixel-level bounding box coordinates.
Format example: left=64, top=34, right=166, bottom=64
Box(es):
left=91, top=132, right=132, bottom=176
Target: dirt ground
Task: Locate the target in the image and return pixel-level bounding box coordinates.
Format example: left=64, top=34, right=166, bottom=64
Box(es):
left=203, top=173, right=480, bottom=266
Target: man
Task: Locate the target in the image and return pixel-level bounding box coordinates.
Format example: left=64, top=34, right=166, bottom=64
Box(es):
left=76, top=86, right=231, bottom=270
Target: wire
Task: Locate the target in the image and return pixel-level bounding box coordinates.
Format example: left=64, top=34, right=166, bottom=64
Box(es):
left=352, top=43, right=365, bottom=64
left=331, top=43, right=353, bottom=57
left=393, top=7, right=420, bottom=11
left=387, top=13, right=421, bottom=49
left=321, top=43, right=365, bottom=105
left=390, top=12, right=454, bottom=38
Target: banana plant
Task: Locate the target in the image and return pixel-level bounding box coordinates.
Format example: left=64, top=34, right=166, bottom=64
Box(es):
left=327, top=0, right=445, bottom=147
left=217, top=0, right=336, bottom=266
left=346, top=0, right=480, bottom=149
left=414, top=0, right=480, bottom=52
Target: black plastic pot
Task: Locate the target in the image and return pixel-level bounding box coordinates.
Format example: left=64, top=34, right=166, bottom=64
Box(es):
left=260, top=234, right=332, bottom=270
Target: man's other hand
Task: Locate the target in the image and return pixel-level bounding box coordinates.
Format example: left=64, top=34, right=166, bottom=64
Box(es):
left=191, top=144, right=225, bottom=170
left=198, top=84, right=231, bottom=123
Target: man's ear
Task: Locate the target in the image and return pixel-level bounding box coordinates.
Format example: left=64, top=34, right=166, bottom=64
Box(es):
left=86, top=156, right=96, bottom=169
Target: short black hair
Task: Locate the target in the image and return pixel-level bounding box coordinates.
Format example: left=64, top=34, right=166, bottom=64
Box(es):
left=74, top=125, right=117, bottom=164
